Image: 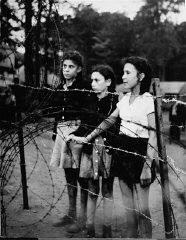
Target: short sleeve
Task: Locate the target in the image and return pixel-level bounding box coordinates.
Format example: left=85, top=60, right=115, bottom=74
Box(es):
left=116, top=93, right=128, bottom=111
left=144, top=93, right=154, bottom=115
left=116, top=97, right=123, bottom=111
left=116, top=99, right=122, bottom=111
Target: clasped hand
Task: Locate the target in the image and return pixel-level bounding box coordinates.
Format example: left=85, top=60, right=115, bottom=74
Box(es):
left=66, top=134, right=88, bottom=144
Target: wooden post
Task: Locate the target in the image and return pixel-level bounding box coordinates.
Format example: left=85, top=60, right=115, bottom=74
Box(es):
left=16, top=100, right=29, bottom=210
left=0, top=196, right=7, bottom=236
left=17, top=111, right=29, bottom=210
left=152, top=78, right=174, bottom=238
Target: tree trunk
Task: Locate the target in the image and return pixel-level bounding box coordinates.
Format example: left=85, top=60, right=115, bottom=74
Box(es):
left=44, top=0, right=53, bottom=86
left=35, top=0, right=42, bottom=87
left=24, top=0, right=34, bottom=86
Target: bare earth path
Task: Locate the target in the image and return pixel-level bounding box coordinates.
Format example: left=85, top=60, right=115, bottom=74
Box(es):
left=2, top=112, right=186, bottom=238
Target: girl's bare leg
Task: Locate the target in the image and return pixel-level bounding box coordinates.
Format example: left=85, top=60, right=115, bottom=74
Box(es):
left=134, top=184, right=152, bottom=238
left=102, top=177, right=114, bottom=226
left=79, top=178, right=88, bottom=223
left=119, top=179, right=138, bottom=237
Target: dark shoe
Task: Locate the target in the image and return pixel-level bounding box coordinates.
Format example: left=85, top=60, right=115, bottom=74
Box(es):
left=53, top=215, right=74, bottom=227
left=103, top=224, right=112, bottom=238
left=87, top=224, right=95, bottom=238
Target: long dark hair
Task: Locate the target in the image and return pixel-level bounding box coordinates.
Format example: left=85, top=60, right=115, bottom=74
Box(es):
left=60, top=50, right=84, bottom=84
left=122, top=56, right=153, bottom=94
left=91, top=64, right=116, bottom=92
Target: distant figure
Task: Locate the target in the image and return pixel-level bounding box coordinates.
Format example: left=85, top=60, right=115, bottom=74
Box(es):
left=169, top=100, right=185, bottom=142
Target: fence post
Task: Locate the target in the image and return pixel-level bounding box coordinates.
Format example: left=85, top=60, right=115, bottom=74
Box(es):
left=15, top=85, right=29, bottom=209
left=152, top=78, right=174, bottom=238
left=0, top=194, right=7, bottom=237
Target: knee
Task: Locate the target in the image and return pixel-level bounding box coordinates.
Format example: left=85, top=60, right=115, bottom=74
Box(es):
left=102, top=179, right=113, bottom=199
left=102, top=190, right=113, bottom=199
left=88, top=180, right=99, bottom=199
left=89, top=192, right=98, bottom=201
left=88, top=185, right=99, bottom=200
left=138, top=208, right=151, bottom=219
left=79, top=178, right=88, bottom=188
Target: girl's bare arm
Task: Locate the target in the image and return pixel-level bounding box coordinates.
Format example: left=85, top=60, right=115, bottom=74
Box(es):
left=140, top=112, right=157, bottom=186
left=86, top=108, right=119, bottom=141
left=70, top=108, right=119, bottom=143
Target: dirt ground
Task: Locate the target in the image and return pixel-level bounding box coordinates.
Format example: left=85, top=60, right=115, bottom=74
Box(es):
left=1, top=111, right=186, bottom=238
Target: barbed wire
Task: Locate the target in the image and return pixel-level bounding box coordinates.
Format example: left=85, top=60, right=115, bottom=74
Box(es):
left=1, top=80, right=186, bottom=107
left=1, top=1, right=186, bottom=237
left=1, top=116, right=186, bottom=238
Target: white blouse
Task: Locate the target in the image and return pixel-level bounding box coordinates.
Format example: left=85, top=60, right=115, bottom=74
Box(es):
left=117, top=92, right=154, bottom=138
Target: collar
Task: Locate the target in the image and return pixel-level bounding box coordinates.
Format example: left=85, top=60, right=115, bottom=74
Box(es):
left=63, top=79, right=76, bottom=89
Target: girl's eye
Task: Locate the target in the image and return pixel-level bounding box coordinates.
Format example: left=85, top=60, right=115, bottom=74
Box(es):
left=93, top=79, right=99, bottom=82
left=63, top=64, right=75, bottom=69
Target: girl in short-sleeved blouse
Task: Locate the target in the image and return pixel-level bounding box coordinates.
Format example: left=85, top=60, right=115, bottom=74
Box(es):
left=117, top=92, right=154, bottom=138
left=71, top=56, right=157, bottom=238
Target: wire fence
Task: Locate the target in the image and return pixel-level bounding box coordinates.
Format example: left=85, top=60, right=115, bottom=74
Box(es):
left=0, top=84, right=186, bottom=238
left=1, top=0, right=186, bottom=236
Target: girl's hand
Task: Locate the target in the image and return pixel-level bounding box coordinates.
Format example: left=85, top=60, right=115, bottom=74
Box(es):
left=140, top=163, right=152, bottom=188
left=66, top=134, right=75, bottom=142
left=73, top=136, right=88, bottom=144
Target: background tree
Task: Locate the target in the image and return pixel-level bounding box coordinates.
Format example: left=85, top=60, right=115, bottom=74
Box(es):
left=44, top=0, right=54, bottom=86
left=24, top=0, right=34, bottom=86
left=133, top=0, right=184, bottom=80
left=1, top=0, right=186, bottom=85
left=60, top=4, right=101, bottom=75
left=176, top=22, right=186, bottom=53
left=0, top=0, right=20, bottom=45
left=34, top=0, right=43, bottom=86
left=15, top=0, right=59, bottom=86
left=92, top=12, right=133, bottom=82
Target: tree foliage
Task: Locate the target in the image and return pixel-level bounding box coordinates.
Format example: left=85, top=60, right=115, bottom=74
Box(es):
left=1, top=0, right=186, bottom=84
left=0, top=0, right=20, bottom=45
left=132, top=0, right=184, bottom=79
left=91, top=12, right=133, bottom=80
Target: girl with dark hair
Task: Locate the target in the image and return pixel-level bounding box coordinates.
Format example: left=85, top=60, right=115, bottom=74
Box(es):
left=71, top=56, right=157, bottom=238
left=121, top=56, right=152, bottom=94
left=68, top=64, right=119, bottom=237
left=50, top=50, right=90, bottom=232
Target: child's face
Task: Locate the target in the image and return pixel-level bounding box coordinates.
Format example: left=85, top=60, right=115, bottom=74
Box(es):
left=62, top=59, right=81, bottom=80
left=122, top=63, right=140, bottom=90
left=91, top=71, right=111, bottom=94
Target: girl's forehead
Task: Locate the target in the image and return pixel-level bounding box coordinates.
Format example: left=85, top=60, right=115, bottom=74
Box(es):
left=63, top=59, right=76, bottom=65
left=123, top=63, right=137, bottom=71
left=91, top=71, right=105, bottom=79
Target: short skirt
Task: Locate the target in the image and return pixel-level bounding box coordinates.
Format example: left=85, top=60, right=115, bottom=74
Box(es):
left=50, top=120, right=82, bottom=169
left=79, top=136, right=113, bottom=180
left=113, top=134, right=154, bottom=184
